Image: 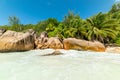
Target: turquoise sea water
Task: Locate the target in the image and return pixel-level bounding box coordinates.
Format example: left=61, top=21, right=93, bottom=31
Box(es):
left=0, top=49, right=120, bottom=80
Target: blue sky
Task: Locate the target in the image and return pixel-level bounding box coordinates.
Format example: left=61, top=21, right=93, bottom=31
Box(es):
left=0, top=0, right=118, bottom=25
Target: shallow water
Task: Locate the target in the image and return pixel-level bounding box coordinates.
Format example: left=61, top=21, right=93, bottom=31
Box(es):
left=0, top=49, right=120, bottom=80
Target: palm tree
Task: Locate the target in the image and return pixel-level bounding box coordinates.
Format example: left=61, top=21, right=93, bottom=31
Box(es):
left=85, top=12, right=120, bottom=43
left=62, top=11, right=87, bottom=39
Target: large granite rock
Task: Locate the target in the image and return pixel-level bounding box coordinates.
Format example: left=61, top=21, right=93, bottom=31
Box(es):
left=63, top=38, right=105, bottom=52
left=0, top=30, right=35, bottom=52
left=46, top=37, right=63, bottom=49
left=35, top=31, right=48, bottom=48
left=105, top=47, right=120, bottom=53
left=40, top=31, right=48, bottom=38
left=35, top=37, right=63, bottom=49
left=35, top=37, right=48, bottom=49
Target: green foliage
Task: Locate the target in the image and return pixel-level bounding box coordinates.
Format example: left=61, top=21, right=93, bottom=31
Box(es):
left=8, top=16, right=23, bottom=31
left=48, top=23, right=66, bottom=38
left=85, top=12, right=120, bottom=43
left=61, top=11, right=87, bottom=39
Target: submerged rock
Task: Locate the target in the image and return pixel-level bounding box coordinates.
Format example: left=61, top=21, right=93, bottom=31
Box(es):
left=42, top=50, right=63, bottom=56
left=0, top=30, right=35, bottom=52
left=63, top=38, right=105, bottom=52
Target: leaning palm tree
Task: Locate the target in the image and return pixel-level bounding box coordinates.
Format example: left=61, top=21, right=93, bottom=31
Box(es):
left=85, top=12, right=120, bottom=43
